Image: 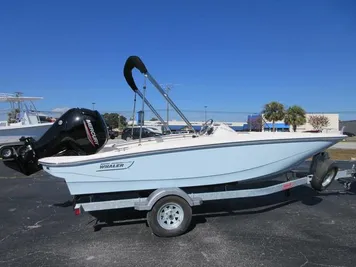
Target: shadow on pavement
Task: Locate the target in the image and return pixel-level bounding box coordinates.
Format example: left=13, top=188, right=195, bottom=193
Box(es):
left=50, top=179, right=355, bottom=235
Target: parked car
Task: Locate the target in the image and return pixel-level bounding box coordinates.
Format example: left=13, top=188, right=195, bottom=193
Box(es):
left=121, top=126, right=162, bottom=140
left=344, top=131, right=355, bottom=137
left=107, top=126, right=119, bottom=139
left=303, top=130, right=322, bottom=133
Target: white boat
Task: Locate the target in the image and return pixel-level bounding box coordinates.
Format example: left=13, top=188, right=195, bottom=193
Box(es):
left=0, top=56, right=349, bottom=237
left=0, top=93, right=54, bottom=141
left=39, top=124, right=344, bottom=196
left=0, top=56, right=346, bottom=194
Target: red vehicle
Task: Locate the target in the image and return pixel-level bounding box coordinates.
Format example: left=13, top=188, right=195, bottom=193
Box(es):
left=303, top=130, right=322, bottom=133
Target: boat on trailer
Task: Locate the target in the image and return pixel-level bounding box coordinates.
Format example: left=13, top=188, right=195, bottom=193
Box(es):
left=0, top=56, right=354, bottom=237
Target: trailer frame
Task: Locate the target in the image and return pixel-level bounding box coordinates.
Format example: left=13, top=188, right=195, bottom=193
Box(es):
left=72, top=162, right=355, bottom=237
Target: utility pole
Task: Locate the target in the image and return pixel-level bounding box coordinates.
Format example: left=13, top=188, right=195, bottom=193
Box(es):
left=160, top=83, right=180, bottom=126
left=249, top=114, right=252, bottom=132
left=166, top=85, right=171, bottom=126
left=204, top=105, right=207, bottom=121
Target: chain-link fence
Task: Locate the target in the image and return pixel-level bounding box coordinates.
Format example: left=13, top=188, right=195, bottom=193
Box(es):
left=100, top=109, right=355, bottom=122
left=99, top=108, right=356, bottom=134
left=101, top=109, right=255, bottom=123
left=1, top=106, right=355, bottom=134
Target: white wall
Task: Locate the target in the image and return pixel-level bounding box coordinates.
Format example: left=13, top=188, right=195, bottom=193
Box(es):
left=262, top=113, right=339, bottom=132
left=295, top=113, right=339, bottom=132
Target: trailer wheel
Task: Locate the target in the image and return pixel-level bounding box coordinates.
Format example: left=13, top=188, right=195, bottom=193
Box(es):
left=310, top=159, right=338, bottom=191
left=146, top=195, right=192, bottom=237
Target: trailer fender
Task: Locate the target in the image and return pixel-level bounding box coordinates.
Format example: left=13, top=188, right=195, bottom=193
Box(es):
left=134, top=187, right=203, bottom=211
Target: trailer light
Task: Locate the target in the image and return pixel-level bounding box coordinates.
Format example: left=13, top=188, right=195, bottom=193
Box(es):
left=283, top=182, right=293, bottom=190
left=74, top=208, right=81, bottom=215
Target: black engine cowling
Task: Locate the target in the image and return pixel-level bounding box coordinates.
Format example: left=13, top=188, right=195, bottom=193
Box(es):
left=0, top=108, right=109, bottom=175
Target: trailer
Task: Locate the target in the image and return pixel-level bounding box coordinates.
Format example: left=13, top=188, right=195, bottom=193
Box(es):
left=72, top=155, right=356, bottom=238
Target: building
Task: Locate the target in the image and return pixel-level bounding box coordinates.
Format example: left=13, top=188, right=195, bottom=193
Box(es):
left=246, top=114, right=290, bottom=132
left=295, top=113, right=339, bottom=132
left=259, top=113, right=340, bottom=132
left=128, top=112, right=340, bottom=133
left=127, top=119, right=245, bottom=133
left=339, top=120, right=356, bottom=135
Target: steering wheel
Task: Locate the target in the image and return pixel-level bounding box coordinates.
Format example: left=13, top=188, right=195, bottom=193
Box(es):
left=199, top=119, right=214, bottom=135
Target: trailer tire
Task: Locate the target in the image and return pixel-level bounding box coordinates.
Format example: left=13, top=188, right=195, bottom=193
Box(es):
left=146, top=195, right=192, bottom=237
left=310, top=159, right=338, bottom=191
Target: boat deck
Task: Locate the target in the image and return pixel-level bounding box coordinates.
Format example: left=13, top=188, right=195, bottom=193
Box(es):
left=39, top=127, right=346, bottom=165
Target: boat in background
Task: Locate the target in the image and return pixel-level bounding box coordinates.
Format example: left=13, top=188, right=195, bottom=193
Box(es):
left=0, top=92, right=56, bottom=142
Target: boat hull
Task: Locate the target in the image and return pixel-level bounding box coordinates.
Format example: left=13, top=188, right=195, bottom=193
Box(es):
left=0, top=123, right=53, bottom=140
left=42, top=138, right=340, bottom=196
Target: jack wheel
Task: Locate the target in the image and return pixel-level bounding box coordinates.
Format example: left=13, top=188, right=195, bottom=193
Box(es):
left=310, top=159, right=338, bottom=191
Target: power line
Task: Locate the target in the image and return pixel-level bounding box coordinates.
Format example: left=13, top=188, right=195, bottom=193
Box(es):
left=10, top=108, right=356, bottom=115
left=100, top=109, right=356, bottom=114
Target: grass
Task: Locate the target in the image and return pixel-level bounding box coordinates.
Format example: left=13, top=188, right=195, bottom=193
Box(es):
left=343, top=136, right=356, bottom=142
left=325, top=148, right=356, bottom=161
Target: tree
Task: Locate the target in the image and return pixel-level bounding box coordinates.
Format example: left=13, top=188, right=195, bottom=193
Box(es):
left=247, top=115, right=263, bottom=131
left=262, top=101, right=285, bottom=132
left=102, top=113, right=127, bottom=129
left=150, top=117, right=158, bottom=121
left=308, top=115, right=329, bottom=131
left=284, top=105, right=307, bottom=132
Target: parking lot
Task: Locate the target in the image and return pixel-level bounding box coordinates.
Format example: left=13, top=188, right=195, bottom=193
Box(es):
left=0, top=162, right=356, bottom=267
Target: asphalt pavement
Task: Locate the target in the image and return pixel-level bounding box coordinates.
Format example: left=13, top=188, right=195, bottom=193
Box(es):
left=0, top=163, right=356, bottom=267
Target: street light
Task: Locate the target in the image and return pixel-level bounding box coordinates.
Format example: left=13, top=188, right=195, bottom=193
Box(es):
left=166, top=86, right=170, bottom=126
left=204, top=105, right=207, bottom=121
left=92, top=102, right=95, bottom=110
left=160, top=83, right=180, bottom=126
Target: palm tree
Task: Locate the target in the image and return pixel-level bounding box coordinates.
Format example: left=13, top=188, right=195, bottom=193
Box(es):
left=284, top=105, right=307, bottom=132
left=262, top=101, right=285, bottom=132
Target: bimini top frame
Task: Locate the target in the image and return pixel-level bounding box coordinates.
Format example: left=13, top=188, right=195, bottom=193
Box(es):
left=123, top=56, right=195, bottom=133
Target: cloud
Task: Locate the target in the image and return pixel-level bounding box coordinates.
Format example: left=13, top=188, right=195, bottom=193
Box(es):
left=51, top=107, right=70, bottom=113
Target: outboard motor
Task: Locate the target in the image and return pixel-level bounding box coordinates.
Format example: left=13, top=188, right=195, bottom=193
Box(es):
left=0, top=108, right=109, bottom=175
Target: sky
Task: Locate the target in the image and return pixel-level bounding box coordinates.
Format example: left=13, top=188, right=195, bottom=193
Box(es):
left=0, top=0, right=355, bottom=121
